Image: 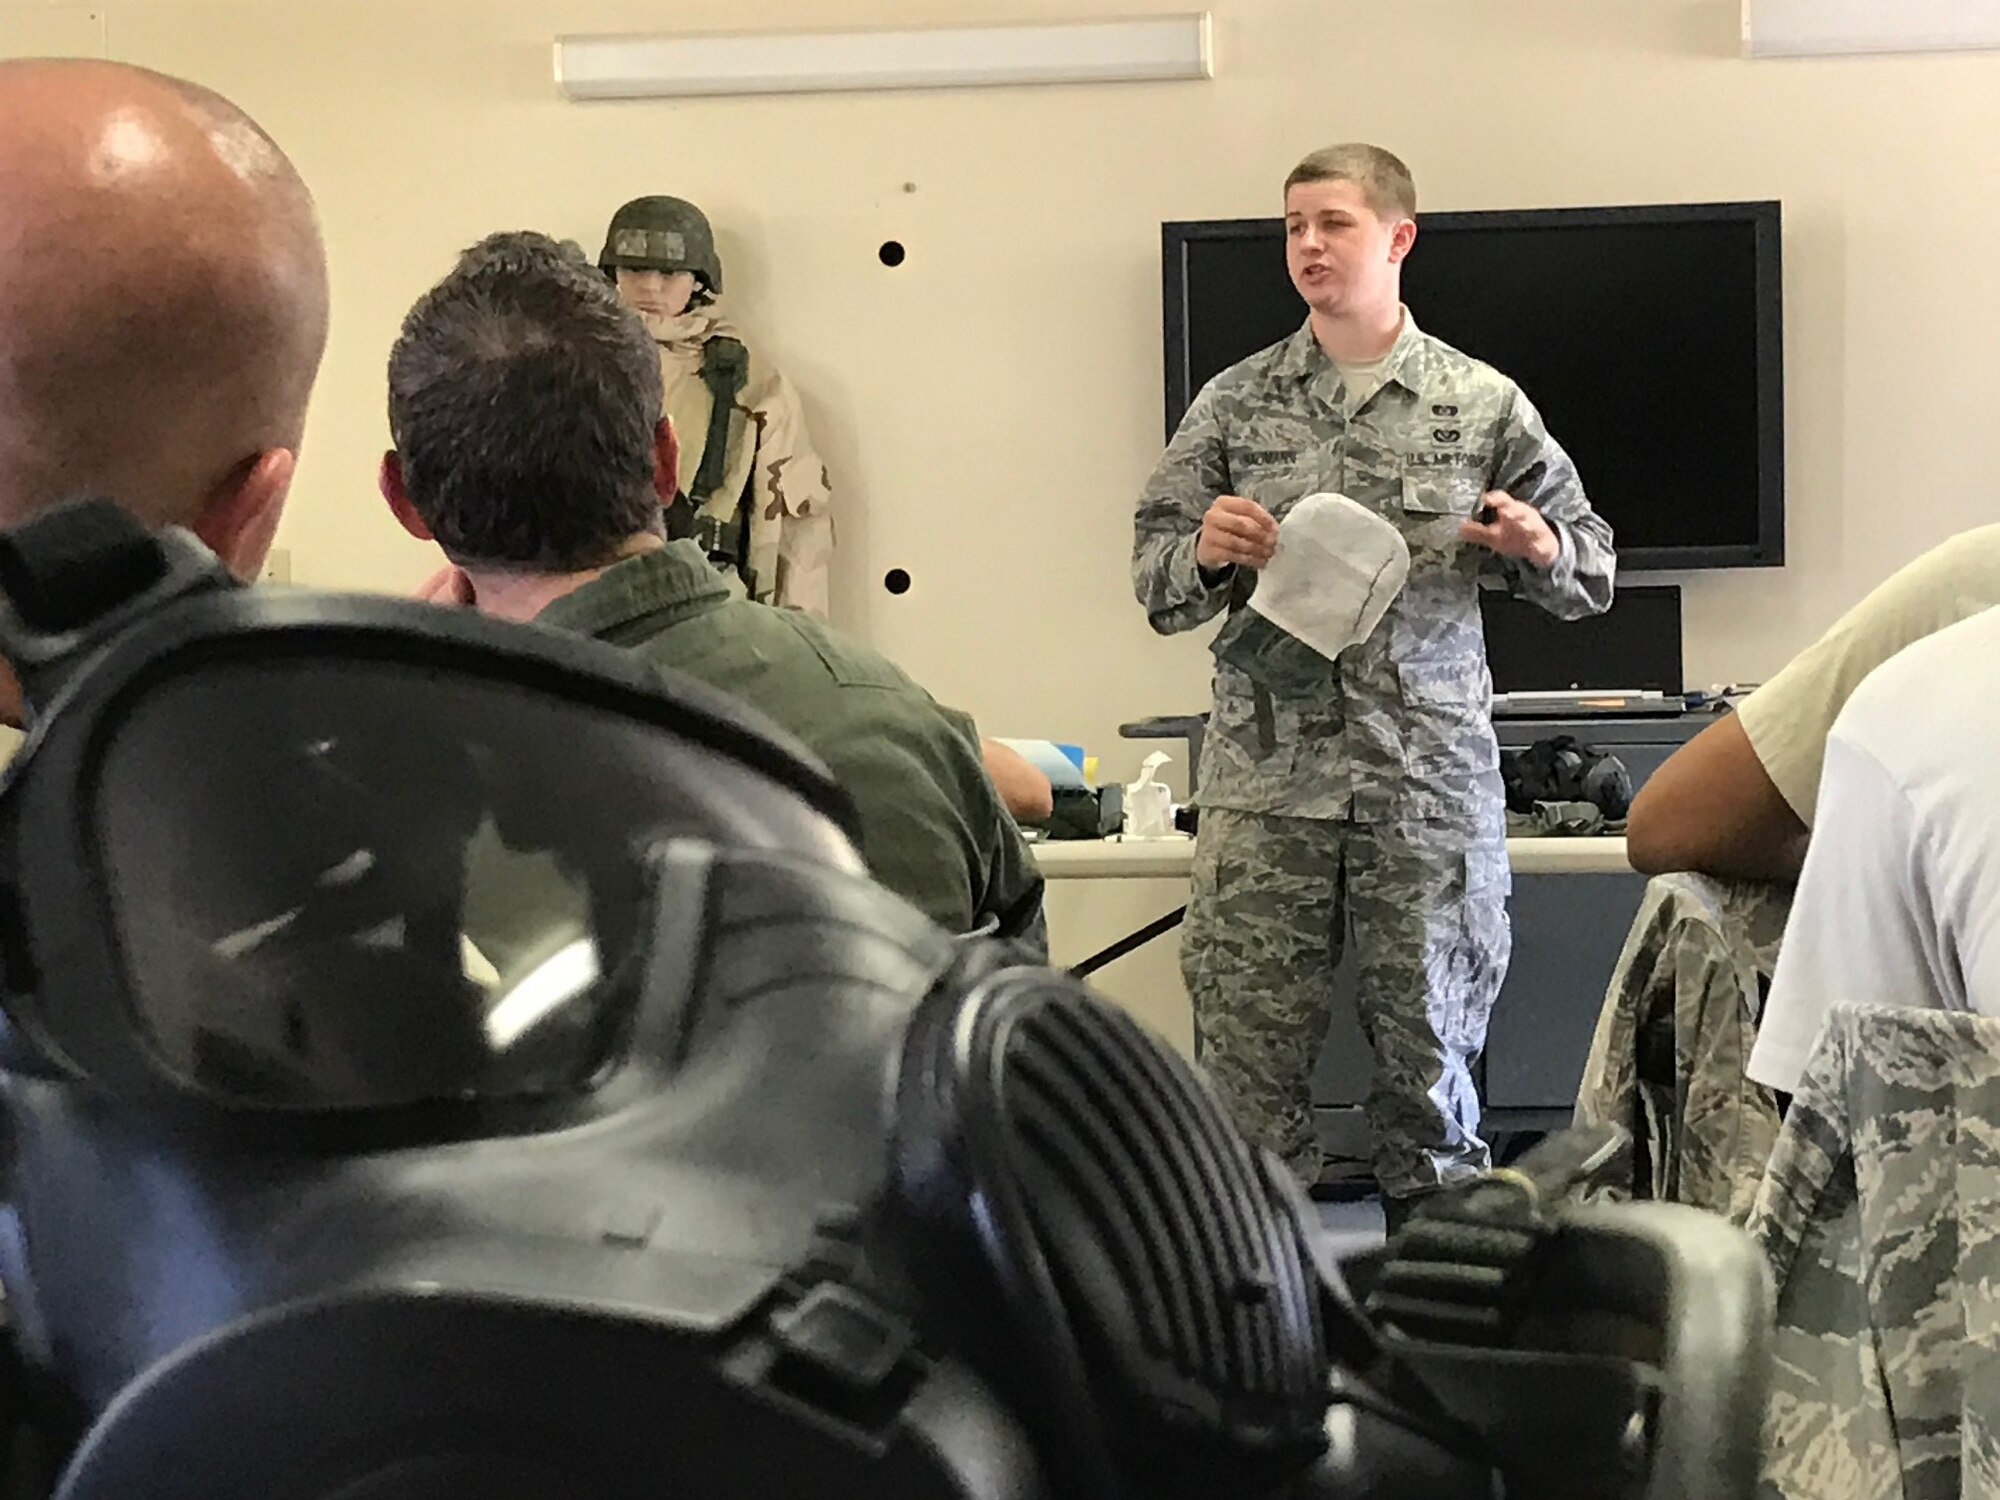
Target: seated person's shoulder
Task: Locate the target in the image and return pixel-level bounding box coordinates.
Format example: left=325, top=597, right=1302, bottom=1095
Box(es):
left=1827, top=598, right=2000, bottom=762
left=1745, top=606, right=2000, bottom=1093
left=1734, top=526, right=2000, bottom=810
left=1799, top=524, right=2000, bottom=663
left=763, top=606, right=928, bottom=696
left=1630, top=531, right=2000, bottom=880
left=1899, top=522, right=2000, bottom=593
left=1876, top=524, right=2000, bottom=665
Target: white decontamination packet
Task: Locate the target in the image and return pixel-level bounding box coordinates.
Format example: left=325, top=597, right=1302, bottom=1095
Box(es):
left=1247, top=492, right=1410, bottom=661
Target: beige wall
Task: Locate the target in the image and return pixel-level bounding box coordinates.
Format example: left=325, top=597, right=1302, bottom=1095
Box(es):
left=9, top=0, right=2000, bottom=787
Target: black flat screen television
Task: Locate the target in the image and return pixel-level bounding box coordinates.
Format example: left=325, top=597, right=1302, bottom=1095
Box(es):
left=1161, top=201, right=1785, bottom=570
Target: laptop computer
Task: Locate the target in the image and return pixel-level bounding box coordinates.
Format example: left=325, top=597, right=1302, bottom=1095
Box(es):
left=1482, top=584, right=1685, bottom=717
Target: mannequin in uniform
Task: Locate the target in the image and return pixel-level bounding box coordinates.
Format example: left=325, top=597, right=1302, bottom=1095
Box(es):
left=600, top=195, right=833, bottom=617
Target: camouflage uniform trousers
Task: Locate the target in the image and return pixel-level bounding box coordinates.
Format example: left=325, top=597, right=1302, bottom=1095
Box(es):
left=1181, top=806, right=1511, bottom=1196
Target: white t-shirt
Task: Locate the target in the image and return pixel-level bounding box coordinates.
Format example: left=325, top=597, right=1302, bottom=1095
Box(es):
left=1334, top=352, right=1391, bottom=415
left=1747, top=601, right=2000, bottom=1093
left=1332, top=307, right=1408, bottom=414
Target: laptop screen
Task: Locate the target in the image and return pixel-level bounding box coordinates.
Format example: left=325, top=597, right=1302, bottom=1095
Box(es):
left=1480, top=585, right=1684, bottom=695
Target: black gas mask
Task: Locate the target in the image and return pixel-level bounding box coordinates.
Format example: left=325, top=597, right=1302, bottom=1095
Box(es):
left=0, top=501, right=1770, bottom=1500
left=1502, top=735, right=1636, bottom=822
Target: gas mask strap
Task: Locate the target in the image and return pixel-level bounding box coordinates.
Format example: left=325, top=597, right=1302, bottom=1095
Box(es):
left=0, top=497, right=234, bottom=720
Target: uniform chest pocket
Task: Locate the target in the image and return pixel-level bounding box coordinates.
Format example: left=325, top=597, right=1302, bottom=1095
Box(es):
left=1398, top=471, right=1486, bottom=574
left=1232, top=452, right=1313, bottom=511
left=1401, top=470, right=1484, bottom=517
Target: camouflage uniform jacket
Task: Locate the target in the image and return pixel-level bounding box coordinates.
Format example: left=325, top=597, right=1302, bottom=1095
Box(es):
left=1747, top=1004, right=2000, bottom=1500
left=656, top=304, right=834, bottom=617
left=1574, top=874, right=1790, bottom=1224
left=535, top=543, right=1045, bottom=953
left=1133, top=315, right=1615, bottom=822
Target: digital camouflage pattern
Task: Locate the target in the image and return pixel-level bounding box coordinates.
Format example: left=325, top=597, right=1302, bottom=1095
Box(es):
left=1747, top=1003, right=2000, bottom=1500
left=1181, top=807, right=1510, bottom=1194
left=1575, top=873, right=1790, bottom=1224
left=1133, top=314, right=1615, bottom=824
left=1136, top=315, right=1611, bottom=1193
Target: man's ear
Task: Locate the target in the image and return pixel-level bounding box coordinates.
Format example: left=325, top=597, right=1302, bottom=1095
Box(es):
left=191, top=447, right=296, bottom=581
left=652, top=417, right=681, bottom=507
left=1388, top=216, right=1418, bottom=265
left=379, top=451, right=435, bottom=542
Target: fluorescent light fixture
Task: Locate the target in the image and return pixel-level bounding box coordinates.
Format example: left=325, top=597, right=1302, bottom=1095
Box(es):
left=555, top=14, right=1213, bottom=101
left=1744, top=0, right=2000, bottom=56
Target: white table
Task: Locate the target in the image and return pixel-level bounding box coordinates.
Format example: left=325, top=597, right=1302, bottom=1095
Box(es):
left=1034, top=834, right=1636, bottom=1060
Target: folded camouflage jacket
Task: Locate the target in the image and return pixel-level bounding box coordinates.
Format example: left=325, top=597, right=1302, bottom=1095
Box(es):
left=1575, top=873, right=1789, bottom=1223
left=1748, top=1004, right=2000, bottom=1500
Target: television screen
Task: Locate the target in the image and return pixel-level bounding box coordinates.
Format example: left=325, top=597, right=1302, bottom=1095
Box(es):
left=1162, top=202, right=1784, bottom=570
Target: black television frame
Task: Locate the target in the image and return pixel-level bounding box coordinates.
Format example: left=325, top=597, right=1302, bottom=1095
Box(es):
left=1160, top=200, right=1786, bottom=571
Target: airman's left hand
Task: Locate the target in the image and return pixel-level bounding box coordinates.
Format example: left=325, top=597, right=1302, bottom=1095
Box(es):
left=1459, top=492, right=1561, bottom=569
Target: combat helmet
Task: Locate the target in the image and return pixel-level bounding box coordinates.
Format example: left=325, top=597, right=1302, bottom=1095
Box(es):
left=598, top=196, right=723, bottom=296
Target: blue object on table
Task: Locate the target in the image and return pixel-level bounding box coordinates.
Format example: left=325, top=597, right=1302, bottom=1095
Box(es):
left=992, top=739, right=1089, bottom=791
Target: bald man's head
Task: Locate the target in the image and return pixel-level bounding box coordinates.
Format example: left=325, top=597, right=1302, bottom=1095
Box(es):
left=0, top=60, right=328, bottom=565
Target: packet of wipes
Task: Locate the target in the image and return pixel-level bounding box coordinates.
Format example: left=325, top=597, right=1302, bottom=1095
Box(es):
left=1122, top=751, right=1174, bottom=839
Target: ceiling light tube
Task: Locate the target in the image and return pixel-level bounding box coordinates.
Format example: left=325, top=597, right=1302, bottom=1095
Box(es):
left=556, top=14, right=1214, bottom=100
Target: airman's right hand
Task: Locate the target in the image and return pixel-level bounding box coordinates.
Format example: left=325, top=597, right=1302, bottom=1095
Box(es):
left=1195, top=494, right=1279, bottom=572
